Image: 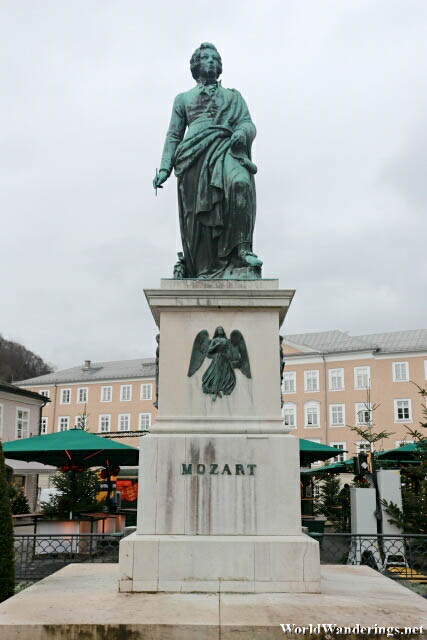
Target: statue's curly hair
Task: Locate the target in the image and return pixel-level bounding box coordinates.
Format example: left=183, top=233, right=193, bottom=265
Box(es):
left=190, top=42, right=222, bottom=81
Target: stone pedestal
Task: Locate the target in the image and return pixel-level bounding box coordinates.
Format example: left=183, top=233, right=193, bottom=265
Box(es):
left=119, top=279, right=321, bottom=593
left=147, top=279, right=295, bottom=434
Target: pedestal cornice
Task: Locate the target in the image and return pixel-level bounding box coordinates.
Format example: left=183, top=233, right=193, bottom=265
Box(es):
left=144, top=279, right=295, bottom=328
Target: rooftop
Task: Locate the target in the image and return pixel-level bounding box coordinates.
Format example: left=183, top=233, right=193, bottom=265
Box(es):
left=17, top=358, right=156, bottom=386
left=283, top=329, right=427, bottom=355
left=0, top=380, right=51, bottom=402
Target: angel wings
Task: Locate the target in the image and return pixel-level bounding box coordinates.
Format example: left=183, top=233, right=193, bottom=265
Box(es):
left=187, top=326, right=251, bottom=400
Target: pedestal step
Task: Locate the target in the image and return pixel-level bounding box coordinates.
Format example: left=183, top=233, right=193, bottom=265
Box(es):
left=119, top=533, right=320, bottom=593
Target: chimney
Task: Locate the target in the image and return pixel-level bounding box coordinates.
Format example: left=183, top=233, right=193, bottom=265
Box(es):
left=84, top=360, right=91, bottom=370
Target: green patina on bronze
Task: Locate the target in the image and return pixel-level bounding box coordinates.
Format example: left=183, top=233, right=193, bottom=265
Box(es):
left=187, top=327, right=251, bottom=400
left=153, top=43, right=262, bottom=280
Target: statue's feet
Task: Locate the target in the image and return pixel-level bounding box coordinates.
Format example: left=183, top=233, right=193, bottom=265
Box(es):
left=241, top=251, right=263, bottom=268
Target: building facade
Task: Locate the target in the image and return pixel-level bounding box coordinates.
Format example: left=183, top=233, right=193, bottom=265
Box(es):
left=17, top=358, right=156, bottom=447
left=17, top=329, right=427, bottom=465
left=281, top=329, right=427, bottom=463
left=0, top=380, right=51, bottom=509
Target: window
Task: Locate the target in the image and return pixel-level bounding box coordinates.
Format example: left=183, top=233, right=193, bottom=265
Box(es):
left=330, top=442, right=346, bottom=463
left=282, top=371, right=296, bottom=394
left=77, top=387, right=88, bottom=403
left=140, top=383, right=153, bottom=400
left=139, top=413, right=151, bottom=430
left=0, top=404, right=3, bottom=438
left=16, top=409, right=30, bottom=439
left=40, top=417, right=48, bottom=434
left=354, top=366, right=370, bottom=389
left=392, top=362, right=409, bottom=382
left=355, top=402, right=372, bottom=425
left=58, top=416, right=69, bottom=432
left=120, top=384, right=132, bottom=401
left=329, top=404, right=345, bottom=426
left=282, top=403, right=297, bottom=428
left=328, top=368, right=344, bottom=391
left=118, top=414, right=131, bottom=431
left=304, top=370, right=319, bottom=392
left=356, top=440, right=370, bottom=454
left=60, top=388, right=71, bottom=404
left=394, top=399, right=412, bottom=422
left=101, top=386, right=112, bottom=402
left=395, top=439, right=414, bottom=448
left=98, top=414, right=111, bottom=432
left=39, top=389, right=50, bottom=398
left=304, top=401, right=320, bottom=427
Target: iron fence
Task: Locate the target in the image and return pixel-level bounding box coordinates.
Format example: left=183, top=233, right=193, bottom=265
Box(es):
left=309, top=533, right=427, bottom=582
left=14, top=533, right=123, bottom=584
left=13, top=532, right=426, bottom=586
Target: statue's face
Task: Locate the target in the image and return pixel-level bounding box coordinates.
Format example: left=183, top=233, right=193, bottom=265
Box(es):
left=198, top=48, right=221, bottom=80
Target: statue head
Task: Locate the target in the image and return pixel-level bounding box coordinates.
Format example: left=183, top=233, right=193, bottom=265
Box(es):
left=213, top=326, right=226, bottom=338
left=190, top=42, right=222, bottom=82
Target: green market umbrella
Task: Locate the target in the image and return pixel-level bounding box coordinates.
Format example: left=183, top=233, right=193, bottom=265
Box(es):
left=3, top=428, right=139, bottom=469
left=301, top=443, right=422, bottom=476
left=376, top=442, right=421, bottom=461
left=301, top=458, right=354, bottom=475
left=3, top=429, right=139, bottom=515
left=299, top=438, right=346, bottom=466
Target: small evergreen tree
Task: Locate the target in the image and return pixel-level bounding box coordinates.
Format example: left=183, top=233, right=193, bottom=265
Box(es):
left=0, top=442, right=15, bottom=602
left=350, top=388, right=393, bottom=454
left=314, top=474, right=350, bottom=532
left=383, top=385, right=427, bottom=533
left=42, top=469, right=100, bottom=517
left=75, top=406, right=89, bottom=431
left=9, top=485, right=30, bottom=515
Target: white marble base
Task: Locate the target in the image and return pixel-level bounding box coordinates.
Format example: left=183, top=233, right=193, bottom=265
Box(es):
left=136, top=434, right=302, bottom=536
left=119, top=432, right=320, bottom=593
left=119, top=533, right=320, bottom=593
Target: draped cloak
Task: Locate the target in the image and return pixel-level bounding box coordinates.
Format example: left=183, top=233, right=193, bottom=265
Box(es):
left=159, top=84, right=256, bottom=278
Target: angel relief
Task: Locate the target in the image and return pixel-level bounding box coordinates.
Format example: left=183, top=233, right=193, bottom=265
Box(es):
left=187, top=326, right=251, bottom=400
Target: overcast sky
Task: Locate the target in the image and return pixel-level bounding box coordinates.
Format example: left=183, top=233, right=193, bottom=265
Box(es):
left=1, top=1, right=426, bottom=371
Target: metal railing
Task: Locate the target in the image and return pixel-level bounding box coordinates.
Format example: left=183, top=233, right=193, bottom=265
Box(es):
left=14, top=533, right=123, bottom=584
left=13, top=532, right=426, bottom=586
left=309, top=533, right=427, bottom=582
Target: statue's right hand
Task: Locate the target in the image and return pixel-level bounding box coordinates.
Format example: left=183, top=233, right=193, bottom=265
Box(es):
left=153, top=169, right=169, bottom=190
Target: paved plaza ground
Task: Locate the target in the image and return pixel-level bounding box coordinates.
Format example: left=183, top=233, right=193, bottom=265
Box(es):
left=0, top=563, right=426, bottom=639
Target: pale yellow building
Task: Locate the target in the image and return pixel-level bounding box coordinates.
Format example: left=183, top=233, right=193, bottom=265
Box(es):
left=18, top=329, right=427, bottom=465
left=281, top=329, right=427, bottom=463
left=18, top=358, right=156, bottom=448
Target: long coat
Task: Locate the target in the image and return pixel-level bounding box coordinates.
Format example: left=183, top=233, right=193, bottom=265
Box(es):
left=159, top=82, right=256, bottom=278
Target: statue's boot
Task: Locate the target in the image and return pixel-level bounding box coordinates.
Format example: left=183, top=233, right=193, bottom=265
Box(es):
left=238, top=245, right=263, bottom=268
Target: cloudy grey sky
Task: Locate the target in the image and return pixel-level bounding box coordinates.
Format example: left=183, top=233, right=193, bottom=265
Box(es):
left=1, top=0, right=426, bottom=370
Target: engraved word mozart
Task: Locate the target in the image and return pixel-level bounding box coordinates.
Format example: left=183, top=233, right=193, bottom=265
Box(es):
left=181, top=463, right=256, bottom=476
